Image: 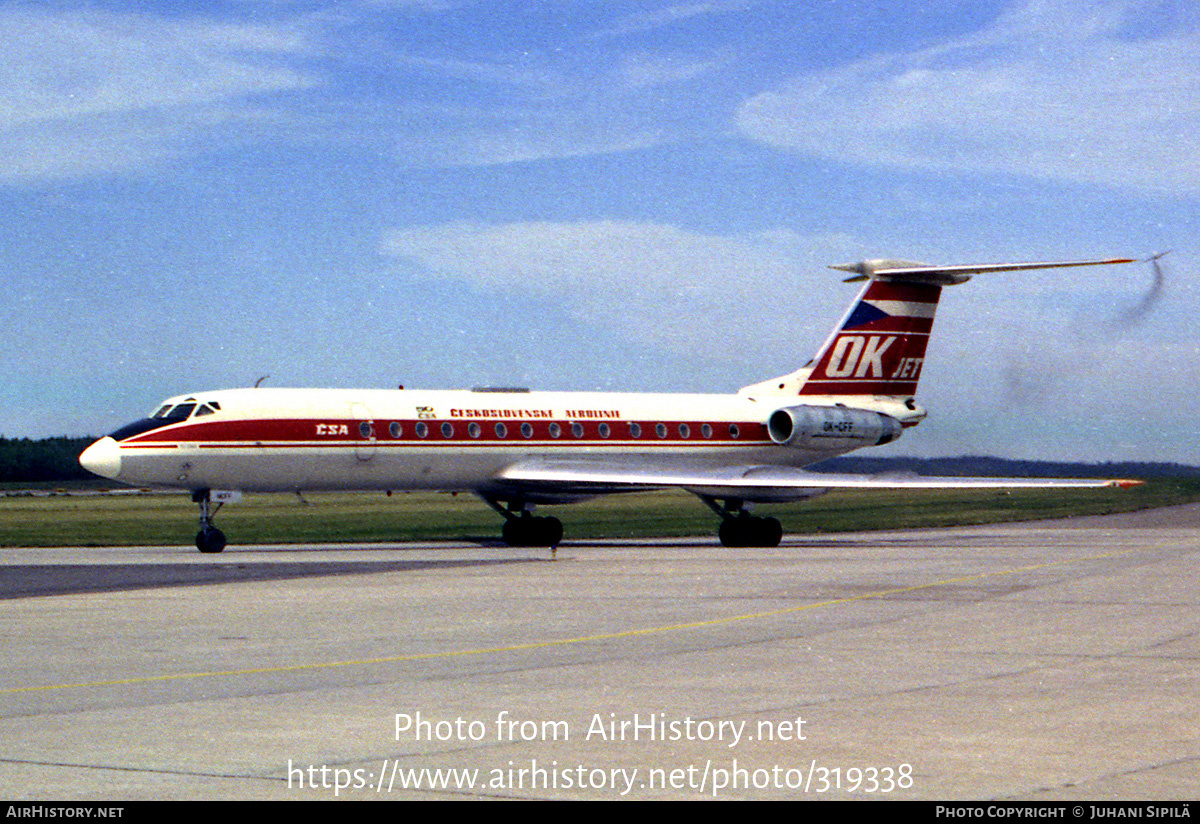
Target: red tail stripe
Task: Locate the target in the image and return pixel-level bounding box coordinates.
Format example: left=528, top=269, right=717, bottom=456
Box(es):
left=862, top=281, right=943, bottom=302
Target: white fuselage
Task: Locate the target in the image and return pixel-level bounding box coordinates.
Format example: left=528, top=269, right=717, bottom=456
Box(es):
left=87, top=387, right=915, bottom=495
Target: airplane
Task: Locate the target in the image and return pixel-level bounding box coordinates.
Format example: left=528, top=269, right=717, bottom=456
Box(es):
left=79, top=256, right=1142, bottom=553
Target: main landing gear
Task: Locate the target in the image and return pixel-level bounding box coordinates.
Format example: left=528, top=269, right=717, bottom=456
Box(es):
left=482, top=496, right=564, bottom=547
left=480, top=494, right=781, bottom=549
left=193, top=489, right=227, bottom=554
left=699, top=496, right=784, bottom=548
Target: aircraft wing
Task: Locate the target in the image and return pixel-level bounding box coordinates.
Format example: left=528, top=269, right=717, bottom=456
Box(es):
left=492, top=459, right=1141, bottom=502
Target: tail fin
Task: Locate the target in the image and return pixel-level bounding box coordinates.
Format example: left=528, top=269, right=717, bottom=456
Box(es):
left=798, top=275, right=940, bottom=398
left=741, top=256, right=1134, bottom=400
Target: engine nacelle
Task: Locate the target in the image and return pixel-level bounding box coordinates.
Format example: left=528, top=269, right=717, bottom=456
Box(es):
left=767, top=404, right=903, bottom=449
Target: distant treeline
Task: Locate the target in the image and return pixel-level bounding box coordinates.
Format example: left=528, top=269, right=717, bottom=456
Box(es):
left=2, top=436, right=1198, bottom=484
left=0, top=437, right=96, bottom=483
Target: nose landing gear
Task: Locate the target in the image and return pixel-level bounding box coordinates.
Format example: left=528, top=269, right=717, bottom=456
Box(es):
left=193, top=489, right=228, bottom=553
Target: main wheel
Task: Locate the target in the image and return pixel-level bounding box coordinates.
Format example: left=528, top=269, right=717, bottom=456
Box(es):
left=502, top=515, right=563, bottom=547
left=501, top=517, right=526, bottom=546
left=718, top=518, right=745, bottom=547
left=757, top=516, right=783, bottom=547
left=718, top=515, right=782, bottom=548
left=196, top=527, right=227, bottom=554
left=537, top=516, right=563, bottom=546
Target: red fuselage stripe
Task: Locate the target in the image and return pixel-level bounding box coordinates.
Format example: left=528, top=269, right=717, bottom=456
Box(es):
left=122, top=418, right=771, bottom=447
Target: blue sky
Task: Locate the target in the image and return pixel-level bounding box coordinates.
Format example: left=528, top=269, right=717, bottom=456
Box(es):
left=3, top=0, right=1198, bottom=463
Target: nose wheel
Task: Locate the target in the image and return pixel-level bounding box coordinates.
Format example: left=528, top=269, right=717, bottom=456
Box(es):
left=193, top=490, right=228, bottom=553
left=196, top=526, right=227, bottom=554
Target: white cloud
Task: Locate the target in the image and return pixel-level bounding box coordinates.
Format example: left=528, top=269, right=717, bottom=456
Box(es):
left=381, top=45, right=725, bottom=167
left=0, top=7, right=314, bottom=183
left=395, top=54, right=566, bottom=94
left=593, top=1, right=753, bottom=39
left=618, top=49, right=731, bottom=88
left=380, top=219, right=859, bottom=362
left=387, top=110, right=669, bottom=168
left=736, top=0, right=1200, bottom=194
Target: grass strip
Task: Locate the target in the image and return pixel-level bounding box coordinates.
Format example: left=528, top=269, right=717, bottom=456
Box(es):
left=3, top=478, right=1198, bottom=548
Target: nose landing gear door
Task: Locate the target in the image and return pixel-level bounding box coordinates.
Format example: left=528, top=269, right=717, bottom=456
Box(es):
left=351, top=403, right=376, bottom=462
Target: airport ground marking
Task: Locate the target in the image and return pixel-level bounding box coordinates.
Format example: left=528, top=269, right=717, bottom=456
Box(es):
left=0, top=544, right=1149, bottom=695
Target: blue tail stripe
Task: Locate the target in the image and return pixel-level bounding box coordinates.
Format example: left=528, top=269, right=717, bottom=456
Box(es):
left=842, top=301, right=889, bottom=329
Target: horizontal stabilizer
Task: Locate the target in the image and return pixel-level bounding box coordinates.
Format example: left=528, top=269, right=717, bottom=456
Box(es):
left=831, top=257, right=1135, bottom=285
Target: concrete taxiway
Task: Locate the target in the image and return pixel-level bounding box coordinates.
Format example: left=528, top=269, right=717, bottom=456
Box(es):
left=1, top=506, right=1197, bottom=800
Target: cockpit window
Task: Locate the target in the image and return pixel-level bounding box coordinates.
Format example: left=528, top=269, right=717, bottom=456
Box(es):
left=111, top=401, right=198, bottom=442
left=147, top=402, right=197, bottom=422
left=195, top=404, right=216, bottom=417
